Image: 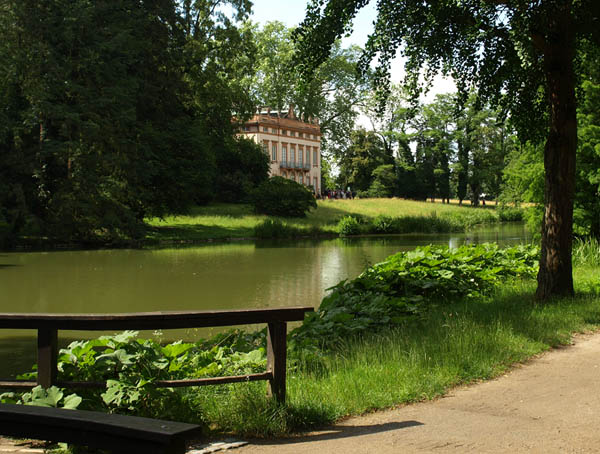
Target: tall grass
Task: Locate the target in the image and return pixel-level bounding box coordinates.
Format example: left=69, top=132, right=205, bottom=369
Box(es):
left=187, top=272, right=600, bottom=437
left=573, top=237, right=600, bottom=267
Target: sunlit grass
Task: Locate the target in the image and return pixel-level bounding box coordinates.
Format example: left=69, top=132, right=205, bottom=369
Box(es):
left=188, top=263, right=600, bottom=437
left=145, top=199, right=502, bottom=243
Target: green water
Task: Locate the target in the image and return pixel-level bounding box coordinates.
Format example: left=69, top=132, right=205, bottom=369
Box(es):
left=0, top=223, right=530, bottom=378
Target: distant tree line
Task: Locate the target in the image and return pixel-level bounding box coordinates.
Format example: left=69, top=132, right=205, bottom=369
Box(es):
left=336, top=90, right=513, bottom=206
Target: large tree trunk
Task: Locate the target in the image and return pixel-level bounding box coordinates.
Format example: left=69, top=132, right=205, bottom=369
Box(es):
left=535, top=3, right=577, bottom=300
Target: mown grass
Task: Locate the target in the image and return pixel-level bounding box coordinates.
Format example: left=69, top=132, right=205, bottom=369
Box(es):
left=189, top=254, right=600, bottom=437
left=145, top=199, right=506, bottom=243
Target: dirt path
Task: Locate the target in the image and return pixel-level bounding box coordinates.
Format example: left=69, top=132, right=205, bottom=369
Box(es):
left=3, top=333, right=600, bottom=453
left=240, top=332, right=600, bottom=454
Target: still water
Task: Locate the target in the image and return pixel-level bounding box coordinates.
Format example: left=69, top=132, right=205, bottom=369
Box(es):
left=0, top=223, right=530, bottom=377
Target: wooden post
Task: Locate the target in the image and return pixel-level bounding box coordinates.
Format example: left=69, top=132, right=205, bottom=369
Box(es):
left=266, top=322, right=287, bottom=403
left=37, top=328, right=58, bottom=388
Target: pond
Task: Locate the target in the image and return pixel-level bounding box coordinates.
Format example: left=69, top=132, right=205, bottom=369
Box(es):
left=0, top=223, right=531, bottom=378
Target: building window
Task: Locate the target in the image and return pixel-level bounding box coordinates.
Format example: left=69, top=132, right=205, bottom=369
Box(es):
left=299, top=174, right=304, bottom=185
left=290, top=147, right=296, bottom=163
left=263, top=126, right=268, bottom=132
left=282, top=130, right=287, bottom=135
left=291, top=173, right=296, bottom=182
left=306, top=148, right=310, bottom=165
left=282, top=145, right=287, bottom=163
left=313, top=149, right=318, bottom=166
left=271, top=144, right=277, bottom=161
left=283, top=171, right=287, bottom=178
left=244, top=125, right=250, bottom=131
left=298, top=147, right=303, bottom=165
left=272, top=128, right=276, bottom=133
left=262, top=142, right=268, bottom=154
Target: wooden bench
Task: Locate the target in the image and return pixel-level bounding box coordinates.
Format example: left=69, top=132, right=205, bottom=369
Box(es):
left=0, top=307, right=314, bottom=402
left=0, top=403, right=202, bottom=454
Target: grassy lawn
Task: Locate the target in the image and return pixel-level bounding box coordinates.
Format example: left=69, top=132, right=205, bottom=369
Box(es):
left=145, top=198, right=503, bottom=243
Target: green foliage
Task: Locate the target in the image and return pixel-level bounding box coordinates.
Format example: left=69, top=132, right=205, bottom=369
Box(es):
left=575, top=78, right=600, bottom=237
left=290, top=244, right=539, bottom=350
left=215, top=137, right=270, bottom=203
left=497, top=206, right=525, bottom=222
left=572, top=237, right=600, bottom=268
left=367, top=164, right=396, bottom=198
left=251, top=177, right=317, bottom=218
left=337, top=129, right=391, bottom=193
left=338, top=210, right=498, bottom=237
left=371, top=215, right=395, bottom=234
left=0, top=0, right=259, bottom=244
left=254, top=218, right=304, bottom=239
left=337, top=215, right=364, bottom=236
left=10, top=330, right=266, bottom=424
left=501, top=142, right=545, bottom=206
left=1, top=386, right=81, bottom=410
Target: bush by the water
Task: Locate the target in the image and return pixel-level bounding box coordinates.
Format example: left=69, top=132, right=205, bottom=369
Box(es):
left=290, top=243, right=539, bottom=350
left=254, top=218, right=302, bottom=239
left=251, top=177, right=317, bottom=217
left=337, top=210, right=499, bottom=237
left=497, top=206, right=525, bottom=222
left=337, top=215, right=365, bottom=236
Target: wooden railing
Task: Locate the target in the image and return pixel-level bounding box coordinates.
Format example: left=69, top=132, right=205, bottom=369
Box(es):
left=0, top=307, right=314, bottom=403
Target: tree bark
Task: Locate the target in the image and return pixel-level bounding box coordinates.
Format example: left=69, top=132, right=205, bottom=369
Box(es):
left=535, top=3, right=577, bottom=300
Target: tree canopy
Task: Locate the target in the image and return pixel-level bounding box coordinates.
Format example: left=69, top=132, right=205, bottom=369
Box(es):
left=0, top=0, right=267, bottom=244
left=295, top=0, right=600, bottom=300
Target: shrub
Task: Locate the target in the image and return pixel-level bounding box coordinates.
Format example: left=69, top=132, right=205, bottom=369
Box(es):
left=497, top=206, right=525, bottom=222
left=254, top=218, right=300, bottom=239
left=372, top=215, right=396, bottom=233
left=215, top=137, right=270, bottom=203
left=337, top=216, right=363, bottom=236
left=251, top=177, right=317, bottom=217
left=290, top=243, right=539, bottom=350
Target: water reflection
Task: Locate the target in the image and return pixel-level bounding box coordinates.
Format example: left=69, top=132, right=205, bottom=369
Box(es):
left=0, top=224, right=530, bottom=378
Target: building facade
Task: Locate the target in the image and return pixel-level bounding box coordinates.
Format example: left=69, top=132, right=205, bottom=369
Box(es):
left=238, top=105, right=321, bottom=195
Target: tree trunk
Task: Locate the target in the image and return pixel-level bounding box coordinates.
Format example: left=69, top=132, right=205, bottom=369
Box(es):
left=535, top=4, right=577, bottom=300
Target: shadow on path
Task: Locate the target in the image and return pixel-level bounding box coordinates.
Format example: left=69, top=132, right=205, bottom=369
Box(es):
left=250, top=421, right=423, bottom=446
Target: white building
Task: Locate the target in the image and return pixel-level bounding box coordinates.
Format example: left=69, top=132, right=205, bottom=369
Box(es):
left=238, top=105, right=321, bottom=195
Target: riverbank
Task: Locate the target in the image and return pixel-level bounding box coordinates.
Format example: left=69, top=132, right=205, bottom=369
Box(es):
left=2, top=241, right=598, bottom=442
left=1, top=199, right=522, bottom=251
left=145, top=199, right=522, bottom=245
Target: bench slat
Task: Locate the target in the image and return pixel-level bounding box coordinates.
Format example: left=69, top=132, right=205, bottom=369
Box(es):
left=0, top=403, right=202, bottom=454
left=0, top=307, right=313, bottom=330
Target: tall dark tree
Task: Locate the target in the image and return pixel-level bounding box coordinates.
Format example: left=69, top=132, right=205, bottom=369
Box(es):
left=337, top=129, right=389, bottom=193
left=0, top=0, right=257, bottom=242
left=295, top=0, right=600, bottom=300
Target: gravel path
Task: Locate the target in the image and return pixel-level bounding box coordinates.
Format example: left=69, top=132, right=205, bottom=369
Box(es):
left=239, top=332, right=600, bottom=453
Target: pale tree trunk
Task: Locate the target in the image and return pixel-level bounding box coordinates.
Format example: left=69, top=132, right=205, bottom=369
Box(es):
left=535, top=2, right=577, bottom=300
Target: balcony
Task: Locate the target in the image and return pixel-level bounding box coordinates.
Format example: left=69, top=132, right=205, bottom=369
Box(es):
left=279, top=161, right=311, bottom=171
